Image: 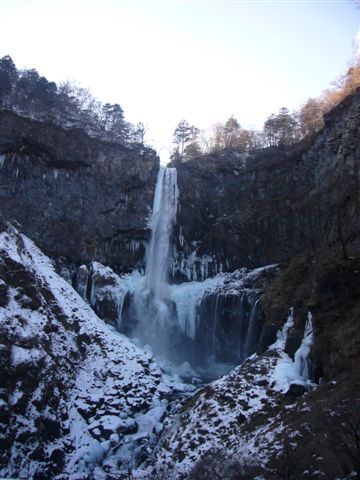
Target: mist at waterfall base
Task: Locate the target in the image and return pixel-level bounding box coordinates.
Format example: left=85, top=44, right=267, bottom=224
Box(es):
left=116, top=166, right=264, bottom=380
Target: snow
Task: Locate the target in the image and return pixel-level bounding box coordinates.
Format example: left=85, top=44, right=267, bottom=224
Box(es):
left=0, top=222, right=189, bottom=479
left=151, top=349, right=285, bottom=478
left=11, top=345, right=44, bottom=366
left=270, top=350, right=305, bottom=392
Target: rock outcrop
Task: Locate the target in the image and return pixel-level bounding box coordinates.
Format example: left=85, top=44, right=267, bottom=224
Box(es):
left=172, top=90, right=360, bottom=280
left=0, top=110, right=159, bottom=273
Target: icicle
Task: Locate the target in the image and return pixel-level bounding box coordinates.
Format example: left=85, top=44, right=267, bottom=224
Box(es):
left=115, top=295, right=126, bottom=329
left=179, top=226, right=184, bottom=247
left=170, top=276, right=225, bottom=340
left=125, top=239, right=144, bottom=254
left=89, top=280, right=97, bottom=307
left=243, top=299, right=260, bottom=360
left=271, top=308, right=295, bottom=350
left=212, top=294, right=221, bottom=353
left=294, top=311, right=314, bottom=381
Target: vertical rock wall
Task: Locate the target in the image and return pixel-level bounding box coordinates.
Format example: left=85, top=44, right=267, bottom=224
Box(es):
left=0, top=111, right=159, bottom=273
left=173, top=91, right=360, bottom=278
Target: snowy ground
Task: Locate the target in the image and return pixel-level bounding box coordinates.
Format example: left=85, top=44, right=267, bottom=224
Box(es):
left=0, top=220, right=320, bottom=479
left=143, top=313, right=316, bottom=479
left=0, top=221, right=190, bottom=479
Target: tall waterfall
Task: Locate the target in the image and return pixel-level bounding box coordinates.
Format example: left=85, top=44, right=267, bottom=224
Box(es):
left=113, top=165, right=270, bottom=376
left=145, top=166, right=178, bottom=299
left=124, top=166, right=182, bottom=360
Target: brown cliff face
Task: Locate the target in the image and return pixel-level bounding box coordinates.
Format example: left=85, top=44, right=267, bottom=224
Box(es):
left=172, top=90, right=360, bottom=280
left=0, top=110, right=159, bottom=272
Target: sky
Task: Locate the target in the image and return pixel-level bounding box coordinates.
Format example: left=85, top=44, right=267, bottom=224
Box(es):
left=0, top=0, right=359, bottom=162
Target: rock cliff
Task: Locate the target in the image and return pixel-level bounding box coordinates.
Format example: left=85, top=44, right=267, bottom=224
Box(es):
left=0, top=110, right=159, bottom=273
left=172, top=90, right=360, bottom=281
left=1, top=89, right=359, bottom=283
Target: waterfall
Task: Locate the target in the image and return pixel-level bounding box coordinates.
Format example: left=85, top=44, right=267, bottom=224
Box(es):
left=145, top=166, right=178, bottom=299
left=117, top=165, right=270, bottom=376
left=243, top=299, right=261, bottom=360
left=123, top=166, right=181, bottom=359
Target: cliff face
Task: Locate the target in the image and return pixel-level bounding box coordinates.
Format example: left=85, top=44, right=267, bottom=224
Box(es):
left=0, top=110, right=159, bottom=272
left=172, top=91, right=360, bottom=280
left=1, top=89, right=359, bottom=280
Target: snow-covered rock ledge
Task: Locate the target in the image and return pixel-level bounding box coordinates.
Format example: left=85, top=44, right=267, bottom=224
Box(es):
left=0, top=220, right=184, bottom=479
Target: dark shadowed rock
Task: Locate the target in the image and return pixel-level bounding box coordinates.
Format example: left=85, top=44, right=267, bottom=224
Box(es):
left=257, top=322, right=278, bottom=354
left=0, top=110, right=158, bottom=273
left=172, top=90, right=360, bottom=280
left=285, top=382, right=307, bottom=398
left=0, top=280, right=8, bottom=307
left=284, top=334, right=303, bottom=359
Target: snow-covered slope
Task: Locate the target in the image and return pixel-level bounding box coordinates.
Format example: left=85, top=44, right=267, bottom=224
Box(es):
left=147, top=315, right=317, bottom=480
left=0, top=220, right=183, bottom=479
left=2, top=218, right=357, bottom=480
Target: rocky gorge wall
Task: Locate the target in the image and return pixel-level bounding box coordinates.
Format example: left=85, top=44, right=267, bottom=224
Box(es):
left=0, top=90, right=359, bottom=282
left=172, top=90, right=360, bottom=280
left=0, top=110, right=159, bottom=273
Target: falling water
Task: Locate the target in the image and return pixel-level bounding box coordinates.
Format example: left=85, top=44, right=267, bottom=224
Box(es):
left=145, top=166, right=178, bottom=299
left=125, top=166, right=181, bottom=359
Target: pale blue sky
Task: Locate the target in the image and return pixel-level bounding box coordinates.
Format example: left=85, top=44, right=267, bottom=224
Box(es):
left=0, top=0, right=358, bottom=161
